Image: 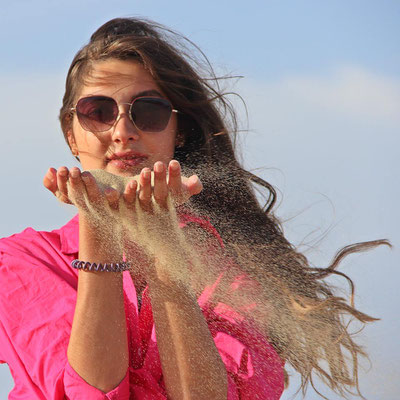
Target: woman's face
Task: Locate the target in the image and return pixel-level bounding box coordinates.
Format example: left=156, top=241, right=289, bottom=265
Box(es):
left=68, top=59, right=178, bottom=176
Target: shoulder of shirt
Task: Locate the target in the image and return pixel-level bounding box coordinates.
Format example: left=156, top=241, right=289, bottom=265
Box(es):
left=0, top=226, right=56, bottom=257
left=0, top=215, right=79, bottom=265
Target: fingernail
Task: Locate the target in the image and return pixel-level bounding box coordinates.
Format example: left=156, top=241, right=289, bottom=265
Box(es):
left=154, top=162, right=164, bottom=173
left=142, top=169, right=151, bottom=179
left=170, top=160, right=179, bottom=171
left=70, top=169, right=79, bottom=178
left=130, top=180, right=137, bottom=190
left=81, top=172, right=90, bottom=182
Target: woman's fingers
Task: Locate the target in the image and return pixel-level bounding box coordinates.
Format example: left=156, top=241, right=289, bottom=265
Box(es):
left=68, top=167, right=87, bottom=208
left=167, top=160, right=203, bottom=205
left=104, top=187, right=120, bottom=210
left=170, top=175, right=203, bottom=206
left=70, top=169, right=119, bottom=210
left=167, top=160, right=188, bottom=205
left=74, top=170, right=118, bottom=210
left=185, top=174, right=203, bottom=197
left=138, top=168, right=152, bottom=209
left=123, top=179, right=137, bottom=208
left=55, top=167, right=71, bottom=203
left=153, top=162, right=168, bottom=207
left=45, top=166, right=125, bottom=211
left=45, top=161, right=203, bottom=212
left=167, top=160, right=182, bottom=194
left=81, top=172, right=102, bottom=202
left=48, top=160, right=202, bottom=212
left=43, top=168, right=57, bottom=193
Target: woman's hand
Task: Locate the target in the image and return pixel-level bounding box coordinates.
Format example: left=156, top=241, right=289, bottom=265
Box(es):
left=43, top=166, right=121, bottom=211
left=127, top=160, right=202, bottom=212
left=43, top=160, right=203, bottom=211
left=43, top=167, right=73, bottom=204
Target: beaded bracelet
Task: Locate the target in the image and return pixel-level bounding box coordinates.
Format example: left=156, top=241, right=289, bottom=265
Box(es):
left=71, top=259, right=131, bottom=272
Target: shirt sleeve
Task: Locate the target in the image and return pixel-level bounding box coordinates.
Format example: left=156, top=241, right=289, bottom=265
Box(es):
left=64, top=361, right=130, bottom=400
left=0, top=244, right=131, bottom=399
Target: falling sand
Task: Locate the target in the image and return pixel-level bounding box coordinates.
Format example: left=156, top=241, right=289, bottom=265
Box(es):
left=67, top=168, right=390, bottom=398
left=68, top=169, right=203, bottom=287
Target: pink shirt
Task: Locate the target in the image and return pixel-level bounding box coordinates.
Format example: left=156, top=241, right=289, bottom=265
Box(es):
left=0, top=214, right=284, bottom=399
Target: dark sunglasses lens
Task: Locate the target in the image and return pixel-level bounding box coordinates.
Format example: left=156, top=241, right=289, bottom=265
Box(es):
left=131, top=98, right=172, bottom=132
left=76, top=97, right=118, bottom=132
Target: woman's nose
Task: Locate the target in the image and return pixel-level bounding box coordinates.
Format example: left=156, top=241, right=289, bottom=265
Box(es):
left=111, top=111, right=140, bottom=144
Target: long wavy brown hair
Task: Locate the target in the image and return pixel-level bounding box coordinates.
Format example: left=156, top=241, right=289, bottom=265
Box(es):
left=59, top=17, right=390, bottom=398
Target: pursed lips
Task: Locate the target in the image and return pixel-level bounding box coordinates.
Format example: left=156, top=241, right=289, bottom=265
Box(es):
left=107, top=151, right=148, bottom=168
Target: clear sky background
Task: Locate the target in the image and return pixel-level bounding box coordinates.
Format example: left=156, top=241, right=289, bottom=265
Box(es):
left=0, top=1, right=399, bottom=399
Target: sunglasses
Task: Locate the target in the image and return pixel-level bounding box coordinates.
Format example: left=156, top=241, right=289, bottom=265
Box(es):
left=71, top=96, right=179, bottom=133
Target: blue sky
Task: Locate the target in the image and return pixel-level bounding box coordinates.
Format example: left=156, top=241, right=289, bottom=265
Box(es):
left=1, top=1, right=399, bottom=399
left=2, top=0, right=400, bottom=77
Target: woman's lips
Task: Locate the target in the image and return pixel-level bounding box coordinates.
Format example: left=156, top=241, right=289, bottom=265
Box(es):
left=107, top=151, right=149, bottom=170
left=108, top=157, right=148, bottom=169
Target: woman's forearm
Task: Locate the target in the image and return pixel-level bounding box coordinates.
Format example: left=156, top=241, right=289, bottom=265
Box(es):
left=67, top=217, right=128, bottom=393
left=148, top=271, right=228, bottom=400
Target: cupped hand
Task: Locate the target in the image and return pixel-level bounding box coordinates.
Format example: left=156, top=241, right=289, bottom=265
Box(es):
left=43, top=167, right=72, bottom=204
left=43, top=166, right=121, bottom=212
left=127, top=160, right=202, bottom=212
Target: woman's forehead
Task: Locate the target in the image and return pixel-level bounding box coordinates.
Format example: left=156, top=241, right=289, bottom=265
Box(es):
left=78, top=59, right=161, bottom=97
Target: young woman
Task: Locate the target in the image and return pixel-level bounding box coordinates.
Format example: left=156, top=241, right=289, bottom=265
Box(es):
left=0, top=17, right=388, bottom=399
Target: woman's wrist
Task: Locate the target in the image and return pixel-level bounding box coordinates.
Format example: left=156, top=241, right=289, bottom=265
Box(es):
left=78, top=213, right=122, bottom=263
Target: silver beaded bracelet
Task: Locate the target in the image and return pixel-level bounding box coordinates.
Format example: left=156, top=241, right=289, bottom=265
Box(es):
left=71, top=259, right=131, bottom=272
